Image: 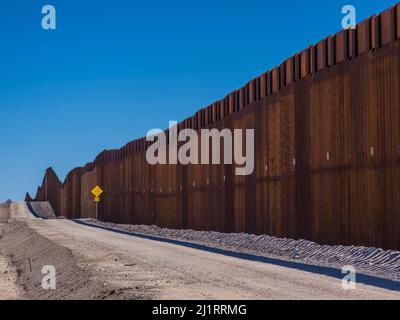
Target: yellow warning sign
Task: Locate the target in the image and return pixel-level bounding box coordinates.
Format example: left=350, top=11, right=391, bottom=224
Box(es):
left=91, top=186, right=103, bottom=202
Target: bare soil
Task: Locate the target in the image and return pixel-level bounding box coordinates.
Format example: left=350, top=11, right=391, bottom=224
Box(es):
left=0, top=204, right=24, bottom=299
left=0, top=202, right=399, bottom=300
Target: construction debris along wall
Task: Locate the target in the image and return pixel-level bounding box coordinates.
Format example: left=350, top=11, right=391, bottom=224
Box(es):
left=27, top=4, right=400, bottom=250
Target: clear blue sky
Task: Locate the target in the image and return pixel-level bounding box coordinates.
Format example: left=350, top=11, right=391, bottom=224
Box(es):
left=0, top=0, right=398, bottom=201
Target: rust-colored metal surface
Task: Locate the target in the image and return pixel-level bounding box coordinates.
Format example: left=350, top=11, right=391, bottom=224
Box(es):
left=27, top=4, right=400, bottom=249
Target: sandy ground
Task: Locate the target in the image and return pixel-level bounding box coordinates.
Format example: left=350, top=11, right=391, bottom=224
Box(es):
left=0, top=256, right=23, bottom=300
left=0, top=202, right=399, bottom=300
left=0, top=204, right=24, bottom=299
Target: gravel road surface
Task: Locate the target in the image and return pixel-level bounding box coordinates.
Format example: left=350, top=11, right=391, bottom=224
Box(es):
left=0, top=202, right=399, bottom=299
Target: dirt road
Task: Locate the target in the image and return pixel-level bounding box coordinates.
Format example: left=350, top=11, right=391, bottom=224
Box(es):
left=0, top=202, right=399, bottom=299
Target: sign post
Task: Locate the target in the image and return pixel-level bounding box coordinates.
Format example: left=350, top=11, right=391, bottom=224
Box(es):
left=91, top=185, right=103, bottom=220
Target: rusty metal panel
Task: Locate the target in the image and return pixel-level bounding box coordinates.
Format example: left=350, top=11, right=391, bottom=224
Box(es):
left=294, top=79, right=311, bottom=240
left=234, top=90, right=239, bottom=111
left=380, top=7, right=395, bottom=46
left=80, top=167, right=97, bottom=219
left=259, top=73, right=266, bottom=98
left=285, top=58, right=294, bottom=85
left=327, top=36, right=335, bottom=66
left=228, top=93, right=234, bottom=114
left=396, top=4, right=400, bottom=39
left=218, top=100, right=224, bottom=120
left=231, top=90, right=237, bottom=112
left=221, top=98, right=227, bottom=118
left=335, top=30, right=347, bottom=63
left=370, top=15, right=380, bottom=50
left=271, top=68, right=279, bottom=93
left=310, top=45, right=317, bottom=73
left=248, top=80, right=255, bottom=104
left=309, top=68, right=342, bottom=244
left=222, top=97, right=228, bottom=117
left=266, top=71, right=272, bottom=96
left=300, top=48, right=310, bottom=78
left=254, top=77, right=260, bottom=101
left=71, top=168, right=83, bottom=219
left=217, top=102, right=222, bottom=121
left=231, top=115, right=246, bottom=232
left=357, top=19, right=370, bottom=55
left=348, top=29, right=356, bottom=58
left=195, top=111, right=201, bottom=129
left=381, top=46, right=400, bottom=247
left=243, top=112, right=256, bottom=234
left=199, top=109, right=204, bottom=127
left=207, top=105, right=213, bottom=124
left=280, top=63, right=286, bottom=88
left=239, top=87, right=245, bottom=109
left=254, top=99, right=267, bottom=234
left=316, top=40, right=326, bottom=71
left=267, top=97, right=282, bottom=236
left=376, top=45, right=398, bottom=247
left=279, top=91, right=296, bottom=238
left=204, top=107, right=210, bottom=125
left=212, top=103, right=218, bottom=122
left=294, top=54, right=301, bottom=80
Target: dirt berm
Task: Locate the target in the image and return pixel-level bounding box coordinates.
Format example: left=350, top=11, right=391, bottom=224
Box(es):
left=0, top=204, right=153, bottom=299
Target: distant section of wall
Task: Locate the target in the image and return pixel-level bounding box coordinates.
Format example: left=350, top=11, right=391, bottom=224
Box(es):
left=29, top=4, right=400, bottom=249
left=26, top=167, right=61, bottom=216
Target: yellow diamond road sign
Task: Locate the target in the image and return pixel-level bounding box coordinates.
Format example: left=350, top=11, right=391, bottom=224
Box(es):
left=91, top=186, right=103, bottom=202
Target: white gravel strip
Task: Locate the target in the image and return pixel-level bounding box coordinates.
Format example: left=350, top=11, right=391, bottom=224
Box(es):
left=79, top=219, right=400, bottom=282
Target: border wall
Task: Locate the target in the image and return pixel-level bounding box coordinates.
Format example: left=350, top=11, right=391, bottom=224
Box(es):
left=27, top=4, right=400, bottom=250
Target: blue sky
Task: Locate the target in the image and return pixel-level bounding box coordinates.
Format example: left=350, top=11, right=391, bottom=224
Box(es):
left=0, top=0, right=398, bottom=201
